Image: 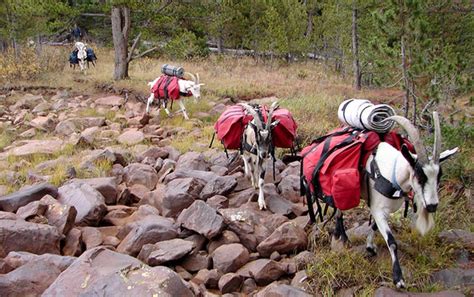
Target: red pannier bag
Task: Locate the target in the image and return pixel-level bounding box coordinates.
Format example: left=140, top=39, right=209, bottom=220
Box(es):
left=265, top=107, right=298, bottom=148
left=214, top=105, right=252, bottom=149
left=151, top=75, right=181, bottom=100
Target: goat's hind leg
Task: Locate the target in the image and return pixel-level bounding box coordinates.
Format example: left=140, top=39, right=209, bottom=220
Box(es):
left=257, top=158, right=266, bottom=210
left=366, top=221, right=378, bottom=257
left=333, top=209, right=349, bottom=243
left=146, top=94, right=154, bottom=113
left=372, top=211, right=405, bottom=288
left=178, top=100, right=189, bottom=120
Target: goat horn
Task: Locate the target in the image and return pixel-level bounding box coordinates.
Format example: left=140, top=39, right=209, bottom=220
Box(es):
left=385, top=115, right=428, bottom=163
left=239, top=103, right=263, bottom=130
left=432, top=111, right=441, bottom=163
left=266, top=101, right=279, bottom=129
left=196, top=73, right=200, bottom=84
left=185, top=72, right=197, bottom=83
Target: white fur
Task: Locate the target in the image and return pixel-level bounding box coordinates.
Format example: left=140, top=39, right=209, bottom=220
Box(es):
left=75, top=42, right=87, bottom=71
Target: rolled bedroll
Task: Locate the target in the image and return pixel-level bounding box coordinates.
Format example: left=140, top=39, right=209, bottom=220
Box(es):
left=338, top=99, right=395, bottom=133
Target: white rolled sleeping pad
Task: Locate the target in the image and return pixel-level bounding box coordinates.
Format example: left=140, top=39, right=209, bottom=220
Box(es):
left=338, top=99, right=395, bottom=133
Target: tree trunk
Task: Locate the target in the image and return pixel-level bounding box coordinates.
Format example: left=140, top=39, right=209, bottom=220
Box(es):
left=111, top=6, right=131, bottom=80
left=401, top=36, right=410, bottom=118
left=352, top=2, right=361, bottom=90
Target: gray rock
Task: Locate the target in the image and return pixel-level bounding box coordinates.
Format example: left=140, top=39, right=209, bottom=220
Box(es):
left=95, top=95, right=124, bottom=107
left=40, top=195, right=77, bottom=235
left=177, top=200, right=225, bottom=239
left=80, top=227, right=103, bottom=250
left=200, top=175, right=237, bottom=200
left=3, top=251, right=75, bottom=270
left=176, top=151, right=210, bottom=171
left=207, top=195, right=229, bottom=210
left=191, top=268, right=221, bottom=289
left=0, top=183, right=58, bottom=212
left=218, top=273, right=243, bottom=294
left=374, top=287, right=465, bottom=297
left=16, top=200, right=48, bottom=220
left=228, top=188, right=258, bottom=208
left=62, top=228, right=82, bottom=256
left=278, top=174, right=301, bottom=203
left=237, top=259, right=286, bottom=286
left=118, top=129, right=145, bottom=145
left=439, top=229, right=474, bottom=250
left=207, top=230, right=241, bottom=254
left=431, top=268, right=474, bottom=290
left=73, top=177, right=117, bottom=205
left=180, top=250, right=211, bottom=273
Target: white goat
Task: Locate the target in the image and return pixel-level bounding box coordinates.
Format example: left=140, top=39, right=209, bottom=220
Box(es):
left=146, top=73, right=204, bottom=120
left=75, top=42, right=87, bottom=71
left=326, top=113, right=458, bottom=288
left=239, top=102, right=280, bottom=210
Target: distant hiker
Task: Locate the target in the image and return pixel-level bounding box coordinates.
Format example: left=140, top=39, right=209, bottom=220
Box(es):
left=72, top=24, right=82, bottom=41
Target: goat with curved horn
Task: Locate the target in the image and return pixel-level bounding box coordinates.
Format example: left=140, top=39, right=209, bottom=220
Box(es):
left=432, top=112, right=441, bottom=163
left=239, top=103, right=264, bottom=130
left=185, top=72, right=197, bottom=83
left=384, top=115, right=428, bottom=164
left=266, top=101, right=279, bottom=129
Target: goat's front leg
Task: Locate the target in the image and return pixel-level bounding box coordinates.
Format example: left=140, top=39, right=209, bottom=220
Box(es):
left=162, top=101, right=171, bottom=117
left=257, top=157, right=266, bottom=210
left=372, top=210, right=405, bottom=288
left=242, top=155, right=250, bottom=180
left=366, top=221, right=378, bottom=257
left=333, top=209, right=348, bottom=243
left=146, top=94, right=155, bottom=113
left=178, top=100, right=189, bottom=120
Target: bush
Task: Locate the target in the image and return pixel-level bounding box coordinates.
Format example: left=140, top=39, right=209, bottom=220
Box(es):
left=0, top=47, right=41, bottom=80
left=164, top=30, right=209, bottom=60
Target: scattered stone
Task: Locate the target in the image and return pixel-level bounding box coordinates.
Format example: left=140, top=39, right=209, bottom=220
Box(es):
left=178, top=200, right=225, bottom=239
left=237, top=259, right=286, bottom=286
left=431, top=268, right=474, bottom=290
left=116, top=215, right=178, bottom=256
left=278, top=174, right=301, bottom=203
left=95, top=95, right=124, bottom=107
left=74, top=177, right=118, bottom=205
left=0, top=183, right=58, bottom=212
left=62, top=227, right=82, bottom=256
left=138, top=238, right=195, bottom=266
left=228, top=188, right=258, bottom=208
left=30, top=116, right=56, bottom=132
left=255, top=283, right=313, bottom=297
left=3, top=251, right=75, bottom=270
left=439, top=229, right=474, bottom=250
left=294, top=251, right=316, bottom=270
left=118, top=129, right=145, bottom=145
left=200, top=175, right=237, bottom=200
left=208, top=230, right=241, bottom=254
left=58, top=181, right=107, bottom=226
left=162, top=177, right=204, bottom=217
left=207, top=195, right=229, bottom=210
left=219, top=273, right=243, bottom=294
left=212, top=243, right=250, bottom=274
left=242, top=278, right=257, bottom=295
left=291, top=270, right=311, bottom=292
left=80, top=227, right=103, bottom=250
left=374, top=287, right=465, bottom=297
left=180, top=250, right=211, bottom=272
left=55, top=120, right=77, bottom=135
left=0, top=219, right=61, bottom=257
left=123, top=163, right=158, bottom=190
left=19, top=128, right=36, bottom=138
left=176, top=151, right=210, bottom=171
left=257, top=221, right=308, bottom=257
left=191, top=268, right=221, bottom=289
left=16, top=201, right=48, bottom=220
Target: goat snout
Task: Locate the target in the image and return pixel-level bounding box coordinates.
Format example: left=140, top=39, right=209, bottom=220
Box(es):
left=425, top=203, right=438, bottom=213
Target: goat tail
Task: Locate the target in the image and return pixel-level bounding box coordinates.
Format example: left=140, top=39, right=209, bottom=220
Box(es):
left=414, top=207, right=435, bottom=236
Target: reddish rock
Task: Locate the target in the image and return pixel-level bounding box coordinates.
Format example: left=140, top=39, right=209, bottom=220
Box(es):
left=138, top=238, right=195, bottom=266
left=207, top=230, right=241, bottom=254
left=176, top=151, right=210, bottom=171
left=180, top=250, right=211, bottom=272
left=207, top=195, right=229, bottom=210
left=123, top=163, right=158, bottom=190
left=0, top=183, right=58, bottom=212
left=95, top=95, right=124, bottom=107
left=257, top=221, right=308, bottom=257
left=218, top=273, right=243, bottom=294
left=16, top=200, right=48, bottom=220
left=291, top=270, right=311, bottom=292
left=80, top=227, right=103, bottom=250
left=228, top=188, right=258, bottom=208
left=8, top=139, right=64, bottom=157
left=0, top=211, right=17, bottom=220
left=200, top=175, right=237, bottom=200
left=0, top=219, right=61, bottom=257
left=191, top=268, right=221, bottom=289
left=58, top=181, right=107, bottom=226
left=237, top=259, right=286, bottom=286
left=278, top=174, right=302, bottom=203
left=74, top=177, right=117, bottom=205
left=139, top=147, right=169, bottom=160
left=3, top=251, right=75, bottom=270
left=439, top=229, right=474, bottom=250
left=116, top=215, right=178, bottom=256
left=374, top=287, right=465, bottom=297
left=177, top=200, right=225, bottom=239
left=255, top=283, right=313, bottom=297
left=264, top=184, right=296, bottom=217
left=62, top=228, right=82, bottom=256
left=118, top=129, right=145, bottom=145
left=43, top=247, right=193, bottom=296
left=162, top=178, right=204, bottom=217
left=40, top=195, right=77, bottom=235
left=293, top=251, right=316, bottom=270
left=138, top=185, right=165, bottom=211
left=212, top=243, right=250, bottom=274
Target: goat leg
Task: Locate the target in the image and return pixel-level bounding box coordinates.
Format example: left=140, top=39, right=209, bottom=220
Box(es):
left=257, top=158, right=266, bottom=210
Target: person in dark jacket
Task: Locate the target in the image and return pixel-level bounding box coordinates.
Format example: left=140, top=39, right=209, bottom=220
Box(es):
left=72, top=24, right=82, bottom=41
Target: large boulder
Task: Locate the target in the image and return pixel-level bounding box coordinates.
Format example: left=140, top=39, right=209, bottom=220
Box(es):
left=162, top=178, right=204, bottom=217
left=73, top=177, right=118, bottom=205
left=257, top=221, right=308, bottom=257
left=200, top=175, right=237, bottom=200
left=123, top=163, right=158, bottom=190
left=175, top=152, right=210, bottom=171
left=3, top=251, right=75, bottom=270
left=8, top=139, right=64, bottom=156
left=58, top=181, right=107, bottom=226
left=255, top=283, right=313, bottom=297
left=118, top=130, right=145, bottom=145
left=177, top=200, right=225, bottom=239
left=278, top=174, right=301, bottom=203
left=0, top=219, right=61, bottom=257
left=42, top=247, right=193, bottom=297
left=0, top=183, right=58, bottom=212
left=116, top=215, right=178, bottom=256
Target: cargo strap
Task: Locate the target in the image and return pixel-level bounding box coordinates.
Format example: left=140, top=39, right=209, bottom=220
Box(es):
left=367, top=151, right=405, bottom=199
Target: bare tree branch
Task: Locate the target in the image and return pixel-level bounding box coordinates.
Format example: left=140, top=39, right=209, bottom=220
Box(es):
left=131, top=46, right=159, bottom=61
left=81, top=13, right=107, bottom=17
left=127, top=32, right=141, bottom=62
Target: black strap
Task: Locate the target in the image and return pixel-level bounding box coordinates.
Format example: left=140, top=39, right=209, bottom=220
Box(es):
left=341, top=99, right=353, bottom=125
left=368, top=158, right=404, bottom=199
left=209, top=132, right=215, bottom=148
left=358, top=104, right=372, bottom=130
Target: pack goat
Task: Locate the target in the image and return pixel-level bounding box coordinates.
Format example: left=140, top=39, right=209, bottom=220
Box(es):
left=328, top=112, right=458, bottom=288
left=239, top=102, right=280, bottom=210
left=75, top=42, right=87, bottom=71
left=146, top=73, right=204, bottom=120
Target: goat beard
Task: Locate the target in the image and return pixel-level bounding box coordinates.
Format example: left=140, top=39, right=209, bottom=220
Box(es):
left=413, top=206, right=435, bottom=236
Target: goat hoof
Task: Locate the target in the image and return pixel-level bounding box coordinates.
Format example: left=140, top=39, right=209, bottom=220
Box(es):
left=395, top=279, right=406, bottom=289
left=366, top=246, right=377, bottom=257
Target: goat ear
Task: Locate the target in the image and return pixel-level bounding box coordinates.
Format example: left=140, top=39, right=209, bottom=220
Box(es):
left=401, top=144, right=417, bottom=168
left=198, top=83, right=205, bottom=86
left=439, top=147, right=459, bottom=163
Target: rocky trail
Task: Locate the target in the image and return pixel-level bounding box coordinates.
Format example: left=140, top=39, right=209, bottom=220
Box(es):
left=0, top=89, right=472, bottom=296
